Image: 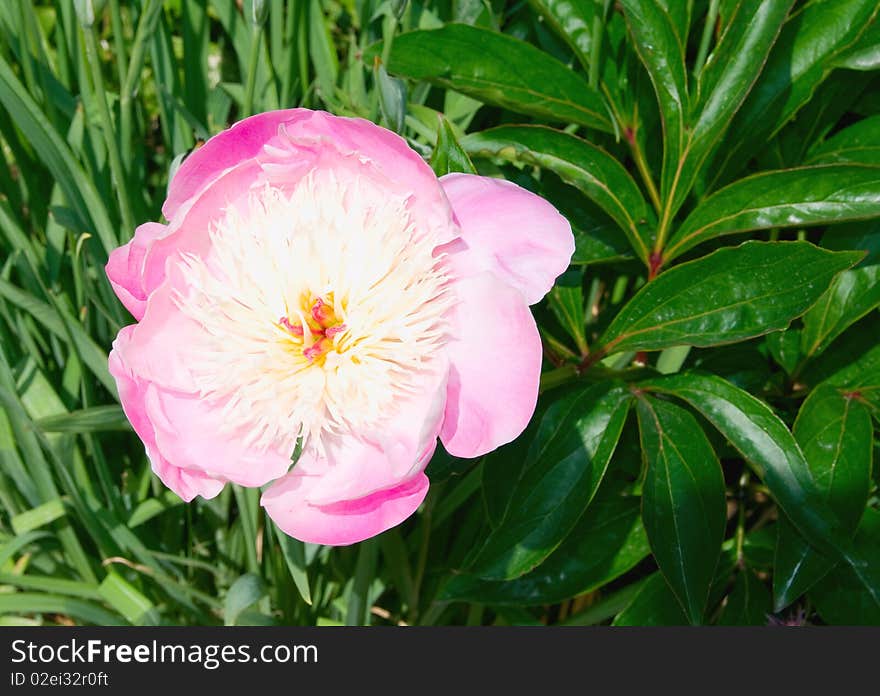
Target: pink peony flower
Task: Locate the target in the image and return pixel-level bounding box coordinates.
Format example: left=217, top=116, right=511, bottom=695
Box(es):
left=106, top=109, right=573, bottom=545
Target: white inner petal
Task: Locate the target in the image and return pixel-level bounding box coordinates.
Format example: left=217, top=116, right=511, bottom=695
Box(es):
left=172, top=170, right=452, bottom=453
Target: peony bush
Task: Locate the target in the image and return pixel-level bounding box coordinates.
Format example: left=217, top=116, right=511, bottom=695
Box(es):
left=0, top=0, right=878, bottom=626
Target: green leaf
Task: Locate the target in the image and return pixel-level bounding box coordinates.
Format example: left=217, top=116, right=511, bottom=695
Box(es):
left=600, top=241, right=860, bottom=355
left=381, top=24, right=613, bottom=132
left=636, top=396, right=726, bottom=624
left=224, top=573, right=267, bottom=626
left=35, top=405, right=130, bottom=433
left=667, top=165, right=880, bottom=262
left=429, top=115, right=476, bottom=176
left=462, top=125, right=656, bottom=263
left=98, top=572, right=158, bottom=626
left=527, top=0, right=597, bottom=71
left=766, top=329, right=801, bottom=375
left=618, top=0, right=688, bottom=211
left=468, top=383, right=631, bottom=580
left=773, top=384, right=873, bottom=609
left=718, top=569, right=772, bottom=626
left=272, top=522, right=312, bottom=606
left=836, top=13, right=880, bottom=70
left=810, top=509, right=880, bottom=625
left=11, top=498, right=67, bottom=535
left=709, top=0, right=880, bottom=187
left=808, top=114, right=880, bottom=166
left=801, top=266, right=880, bottom=360
left=612, top=572, right=689, bottom=626
left=0, top=593, right=123, bottom=626
left=822, top=219, right=880, bottom=267
left=441, top=488, right=650, bottom=605
left=0, top=54, right=116, bottom=256
left=640, top=372, right=880, bottom=609
left=547, top=269, right=587, bottom=354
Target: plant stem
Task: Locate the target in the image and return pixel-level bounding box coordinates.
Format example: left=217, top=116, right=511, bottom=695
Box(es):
left=408, top=488, right=436, bottom=624
left=233, top=486, right=260, bottom=575
left=83, top=26, right=133, bottom=237
left=243, top=26, right=263, bottom=117
left=694, top=0, right=720, bottom=78
left=628, top=125, right=663, bottom=215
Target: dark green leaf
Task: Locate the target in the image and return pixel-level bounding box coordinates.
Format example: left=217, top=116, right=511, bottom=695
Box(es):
left=808, top=114, right=880, bottom=166
left=766, top=329, right=801, bottom=375
left=469, top=383, right=631, bottom=580
left=708, top=0, right=880, bottom=187
left=718, top=569, right=772, bottom=626
left=810, top=509, right=880, bottom=625
left=600, top=241, right=860, bottom=355
left=640, top=372, right=880, bottom=609
left=774, top=384, right=874, bottom=609
left=618, top=0, right=688, bottom=211
left=822, top=219, right=880, bottom=267
left=463, top=125, right=655, bottom=263
left=612, top=572, right=689, bottom=626
left=382, top=24, right=613, bottom=132
left=548, top=269, right=587, bottom=353
left=663, top=0, right=794, bottom=222
left=836, top=14, right=880, bottom=70
left=667, top=165, right=880, bottom=261
left=429, top=115, right=476, bottom=176
left=801, top=266, right=880, bottom=360
left=441, top=489, right=650, bottom=605
left=527, top=0, right=596, bottom=71
left=636, top=396, right=726, bottom=624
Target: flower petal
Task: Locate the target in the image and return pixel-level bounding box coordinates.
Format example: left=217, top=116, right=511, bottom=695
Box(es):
left=262, top=466, right=430, bottom=546
left=105, top=222, right=165, bottom=321
left=109, top=327, right=225, bottom=501
left=440, top=173, right=574, bottom=304
left=439, top=271, right=542, bottom=458
left=163, top=109, right=307, bottom=220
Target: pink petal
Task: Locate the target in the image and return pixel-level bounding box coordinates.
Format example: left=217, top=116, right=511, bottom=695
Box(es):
left=109, top=327, right=225, bottom=501
left=105, top=222, right=165, bottom=321
left=262, top=470, right=429, bottom=546
left=143, top=385, right=292, bottom=488
left=440, top=173, right=574, bottom=304
left=439, top=271, right=542, bottom=458
left=261, top=361, right=447, bottom=545
left=163, top=109, right=308, bottom=221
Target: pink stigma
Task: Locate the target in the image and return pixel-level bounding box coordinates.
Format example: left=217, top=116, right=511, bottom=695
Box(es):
left=279, top=316, right=304, bottom=336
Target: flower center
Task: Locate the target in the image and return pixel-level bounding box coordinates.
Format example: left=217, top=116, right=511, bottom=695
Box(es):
left=172, top=171, right=453, bottom=454
left=279, top=295, right=348, bottom=365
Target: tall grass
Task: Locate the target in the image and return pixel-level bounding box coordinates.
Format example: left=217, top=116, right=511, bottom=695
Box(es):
left=0, top=0, right=488, bottom=627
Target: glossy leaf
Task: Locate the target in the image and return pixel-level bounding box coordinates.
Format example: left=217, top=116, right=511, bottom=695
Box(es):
left=618, top=0, right=688, bottom=210
left=600, top=242, right=860, bottom=355
left=718, top=570, right=772, bottom=626
left=441, top=489, right=650, bottom=605
left=808, top=114, right=880, bottom=166
left=462, top=125, right=655, bottom=263
left=774, top=384, right=874, bottom=609
left=469, top=383, right=631, bottom=580
left=801, top=266, right=880, bottom=360
left=641, top=372, right=880, bottom=609
left=637, top=396, right=727, bottom=624
left=708, top=0, right=880, bottom=187
left=836, top=14, right=880, bottom=70
left=528, top=0, right=597, bottom=71
left=429, top=115, right=476, bottom=176
left=821, top=219, right=880, bottom=267
left=382, top=24, right=613, bottom=132
left=667, top=165, right=880, bottom=262
left=663, top=0, right=794, bottom=222
left=612, top=572, right=689, bottom=626
left=810, top=509, right=880, bottom=625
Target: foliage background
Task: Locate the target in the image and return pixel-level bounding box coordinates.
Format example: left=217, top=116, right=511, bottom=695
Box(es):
left=0, top=0, right=878, bottom=626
